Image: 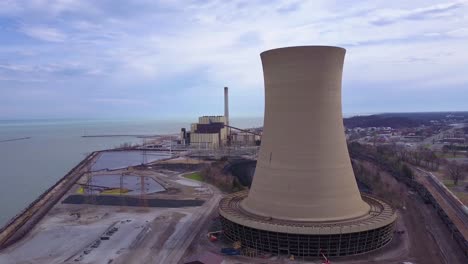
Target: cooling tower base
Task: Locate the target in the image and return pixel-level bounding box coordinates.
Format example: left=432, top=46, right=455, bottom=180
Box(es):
left=219, top=191, right=397, bottom=257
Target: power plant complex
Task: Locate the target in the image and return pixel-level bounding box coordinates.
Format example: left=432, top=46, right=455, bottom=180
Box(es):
left=182, top=86, right=261, bottom=149
left=181, top=87, right=231, bottom=149
left=219, top=46, right=397, bottom=257
left=2, top=45, right=467, bottom=264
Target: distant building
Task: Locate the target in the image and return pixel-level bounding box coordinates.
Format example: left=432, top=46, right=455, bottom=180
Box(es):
left=189, top=116, right=228, bottom=149
left=231, top=131, right=260, bottom=146
left=440, top=138, right=466, bottom=144
left=402, top=135, right=424, bottom=142
left=180, top=128, right=187, bottom=145
left=179, top=87, right=232, bottom=149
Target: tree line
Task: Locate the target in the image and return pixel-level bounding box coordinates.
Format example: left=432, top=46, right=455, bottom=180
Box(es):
left=348, top=142, right=467, bottom=186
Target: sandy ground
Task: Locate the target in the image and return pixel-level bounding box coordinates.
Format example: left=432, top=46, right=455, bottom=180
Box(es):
left=0, top=168, right=222, bottom=264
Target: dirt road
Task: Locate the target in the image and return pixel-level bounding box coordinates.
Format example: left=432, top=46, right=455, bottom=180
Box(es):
left=113, top=181, right=222, bottom=264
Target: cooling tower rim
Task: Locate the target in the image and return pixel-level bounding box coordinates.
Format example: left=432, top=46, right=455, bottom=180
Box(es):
left=219, top=190, right=397, bottom=235
left=260, top=45, right=346, bottom=57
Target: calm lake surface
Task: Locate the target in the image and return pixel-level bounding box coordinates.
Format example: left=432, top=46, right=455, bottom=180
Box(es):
left=0, top=118, right=263, bottom=227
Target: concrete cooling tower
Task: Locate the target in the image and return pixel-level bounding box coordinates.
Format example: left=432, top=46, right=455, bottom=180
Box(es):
left=219, top=46, right=397, bottom=257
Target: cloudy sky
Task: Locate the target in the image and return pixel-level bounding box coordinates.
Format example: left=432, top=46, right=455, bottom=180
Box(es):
left=1, top=0, right=467, bottom=119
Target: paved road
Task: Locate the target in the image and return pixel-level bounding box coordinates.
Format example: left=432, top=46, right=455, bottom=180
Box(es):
left=112, top=173, right=223, bottom=264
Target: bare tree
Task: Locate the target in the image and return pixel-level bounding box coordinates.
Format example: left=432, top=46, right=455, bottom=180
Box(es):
left=423, top=149, right=439, bottom=171
left=396, top=145, right=408, bottom=162
left=442, top=145, right=449, bottom=155
left=450, top=143, right=457, bottom=157
left=412, top=149, right=423, bottom=166
left=445, top=161, right=466, bottom=185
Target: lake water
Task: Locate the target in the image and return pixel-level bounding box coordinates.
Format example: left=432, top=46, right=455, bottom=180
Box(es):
left=0, top=118, right=263, bottom=227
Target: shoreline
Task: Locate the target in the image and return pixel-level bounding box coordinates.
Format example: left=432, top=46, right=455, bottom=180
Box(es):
left=0, top=147, right=177, bottom=249
left=0, top=151, right=99, bottom=249
left=0, top=137, right=31, bottom=143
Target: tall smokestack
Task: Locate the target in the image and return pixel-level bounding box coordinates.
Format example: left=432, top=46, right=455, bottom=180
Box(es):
left=224, top=86, right=229, bottom=128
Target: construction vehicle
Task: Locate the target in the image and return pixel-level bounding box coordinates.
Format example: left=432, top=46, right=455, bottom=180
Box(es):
left=221, top=248, right=240, bottom=255
left=206, top=231, right=222, bottom=242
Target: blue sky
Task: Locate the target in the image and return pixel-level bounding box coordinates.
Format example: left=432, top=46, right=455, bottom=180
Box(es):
left=1, top=0, right=467, bottom=119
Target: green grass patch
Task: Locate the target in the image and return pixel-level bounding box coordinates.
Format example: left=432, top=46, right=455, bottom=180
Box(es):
left=443, top=179, right=456, bottom=188
left=184, top=172, right=204, bottom=181
left=437, top=153, right=466, bottom=159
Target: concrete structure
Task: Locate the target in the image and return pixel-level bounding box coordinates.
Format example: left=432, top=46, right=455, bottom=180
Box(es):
left=190, top=116, right=228, bottom=149
left=231, top=132, right=260, bottom=146
left=181, top=87, right=231, bottom=148
left=219, top=46, right=396, bottom=257
left=180, top=128, right=187, bottom=145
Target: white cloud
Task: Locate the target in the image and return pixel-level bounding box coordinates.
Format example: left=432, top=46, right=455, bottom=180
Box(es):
left=447, top=27, right=468, bottom=37
left=7, top=0, right=468, bottom=88
left=0, top=0, right=21, bottom=15
left=369, top=1, right=467, bottom=25
left=20, top=26, right=66, bottom=42
left=114, top=0, right=468, bottom=89
left=2, top=0, right=468, bottom=117
left=90, top=98, right=149, bottom=106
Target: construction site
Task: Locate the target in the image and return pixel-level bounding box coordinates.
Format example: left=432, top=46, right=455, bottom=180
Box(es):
left=0, top=150, right=223, bottom=264
left=0, top=46, right=467, bottom=264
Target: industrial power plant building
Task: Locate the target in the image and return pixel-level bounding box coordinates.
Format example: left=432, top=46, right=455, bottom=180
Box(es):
left=183, top=87, right=260, bottom=148
left=179, top=87, right=230, bottom=149
left=189, top=115, right=228, bottom=149
left=219, top=46, right=396, bottom=257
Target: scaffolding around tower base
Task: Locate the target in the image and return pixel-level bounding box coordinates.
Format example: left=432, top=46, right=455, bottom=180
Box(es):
left=219, top=191, right=397, bottom=257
